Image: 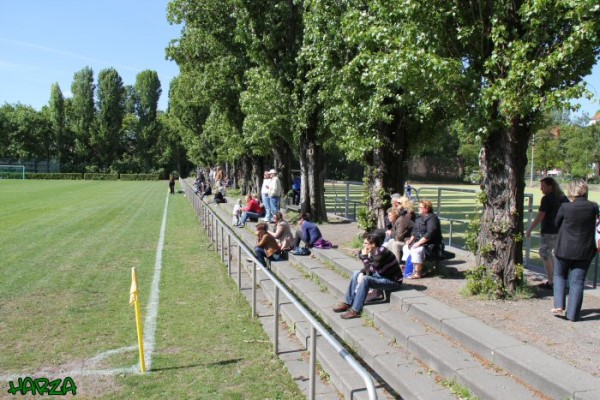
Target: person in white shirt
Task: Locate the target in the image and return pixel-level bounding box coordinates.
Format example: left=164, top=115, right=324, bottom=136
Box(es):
left=267, top=169, right=282, bottom=222
left=261, top=171, right=272, bottom=222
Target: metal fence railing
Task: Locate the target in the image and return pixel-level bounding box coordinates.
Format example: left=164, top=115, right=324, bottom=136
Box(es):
left=180, top=178, right=377, bottom=400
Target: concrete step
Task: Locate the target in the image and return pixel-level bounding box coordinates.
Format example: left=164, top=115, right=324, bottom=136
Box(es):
left=202, top=196, right=600, bottom=399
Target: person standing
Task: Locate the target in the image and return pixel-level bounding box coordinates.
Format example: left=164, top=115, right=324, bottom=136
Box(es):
left=404, top=181, right=412, bottom=200
left=261, top=171, right=272, bottom=222
left=168, top=174, right=176, bottom=194
left=526, top=177, right=569, bottom=289
left=552, top=179, right=599, bottom=321
left=267, top=169, right=282, bottom=221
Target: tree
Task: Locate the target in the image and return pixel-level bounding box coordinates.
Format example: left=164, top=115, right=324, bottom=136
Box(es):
left=300, top=0, right=462, bottom=226
left=167, top=0, right=248, bottom=172
left=1, top=104, right=52, bottom=169
left=403, top=0, right=600, bottom=295
left=133, top=70, right=162, bottom=170
left=48, top=83, right=71, bottom=170
left=70, top=67, right=96, bottom=167
left=95, top=68, right=126, bottom=170
left=561, top=124, right=600, bottom=178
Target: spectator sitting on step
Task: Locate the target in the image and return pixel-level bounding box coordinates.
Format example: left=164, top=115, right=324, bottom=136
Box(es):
left=402, top=199, right=442, bottom=279
left=213, top=189, right=227, bottom=204
left=384, top=196, right=416, bottom=262
left=200, top=183, right=212, bottom=200
left=292, top=213, right=323, bottom=250
left=254, top=222, right=281, bottom=268
left=232, top=199, right=243, bottom=226
left=272, top=211, right=294, bottom=251
left=333, top=232, right=403, bottom=319
left=238, top=194, right=263, bottom=227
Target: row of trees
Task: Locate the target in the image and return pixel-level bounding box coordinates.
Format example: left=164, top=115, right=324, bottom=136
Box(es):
left=531, top=111, right=600, bottom=179
left=165, top=0, right=600, bottom=296
left=0, top=67, right=190, bottom=176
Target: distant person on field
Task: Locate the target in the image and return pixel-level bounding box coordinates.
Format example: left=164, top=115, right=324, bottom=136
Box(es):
left=552, top=179, right=599, bottom=321
left=169, top=174, right=176, bottom=195
left=292, top=173, right=301, bottom=205
left=332, top=232, right=403, bottom=319
left=292, top=213, right=323, bottom=249
left=526, top=177, right=569, bottom=289
left=404, top=181, right=412, bottom=200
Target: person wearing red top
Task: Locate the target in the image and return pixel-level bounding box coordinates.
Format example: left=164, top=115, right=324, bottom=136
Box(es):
left=237, top=194, right=263, bottom=227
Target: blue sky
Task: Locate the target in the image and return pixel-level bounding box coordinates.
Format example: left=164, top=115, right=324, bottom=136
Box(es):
left=0, top=0, right=180, bottom=111
left=0, top=1, right=599, bottom=118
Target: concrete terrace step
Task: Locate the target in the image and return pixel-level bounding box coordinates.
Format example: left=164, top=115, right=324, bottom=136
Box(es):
left=203, top=195, right=600, bottom=399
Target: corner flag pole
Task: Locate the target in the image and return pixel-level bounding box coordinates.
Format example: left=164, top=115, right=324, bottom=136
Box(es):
left=129, top=267, right=146, bottom=373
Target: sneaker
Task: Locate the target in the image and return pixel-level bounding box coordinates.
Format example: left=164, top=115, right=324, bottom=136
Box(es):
left=340, top=309, right=361, bottom=319
left=333, top=303, right=351, bottom=313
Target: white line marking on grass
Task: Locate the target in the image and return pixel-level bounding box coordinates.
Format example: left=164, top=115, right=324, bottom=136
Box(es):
left=0, top=193, right=171, bottom=380
left=142, top=192, right=170, bottom=371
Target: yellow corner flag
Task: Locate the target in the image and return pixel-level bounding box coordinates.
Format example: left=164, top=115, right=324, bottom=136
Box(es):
left=129, top=268, right=139, bottom=305
left=129, top=268, right=146, bottom=373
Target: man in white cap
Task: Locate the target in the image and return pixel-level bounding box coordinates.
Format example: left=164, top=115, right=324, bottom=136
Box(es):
left=267, top=169, right=282, bottom=222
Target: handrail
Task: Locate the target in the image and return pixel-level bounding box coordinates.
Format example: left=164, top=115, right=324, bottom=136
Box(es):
left=180, top=179, right=378, bottom=400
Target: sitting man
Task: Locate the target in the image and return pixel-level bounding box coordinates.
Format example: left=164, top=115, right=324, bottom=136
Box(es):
left=292, top=213, right=322, bottom=249
left=333, top=233, right=403, bottom=319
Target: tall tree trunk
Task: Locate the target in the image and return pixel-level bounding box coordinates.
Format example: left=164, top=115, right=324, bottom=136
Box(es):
left=366, top=115, right=410, bottom=229
left=478, top=117, right=531, bottom=296
left=273, top=141, right=293, bottom=195
left=299, top=109, right=327, bottom=222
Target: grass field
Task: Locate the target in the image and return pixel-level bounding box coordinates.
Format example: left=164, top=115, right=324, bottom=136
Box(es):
left=0, top=180, right=303, bottom=399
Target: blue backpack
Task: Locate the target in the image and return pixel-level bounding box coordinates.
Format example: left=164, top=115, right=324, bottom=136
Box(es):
left=291, top=247, right=311, bottom=256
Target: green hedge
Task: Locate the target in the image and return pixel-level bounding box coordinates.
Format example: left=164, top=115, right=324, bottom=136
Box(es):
left=119, top=173, right=161, bottom=181
left=1, top=172, right=163, bottom=181
left=83, top=173, right=118, bottom=181
left=0, top=172, right=24, bottom=179
left=28, top=173, right=83, bottom=180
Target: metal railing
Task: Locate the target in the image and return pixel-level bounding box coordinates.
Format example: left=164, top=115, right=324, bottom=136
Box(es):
left=180, top=179, right=377, bottom=400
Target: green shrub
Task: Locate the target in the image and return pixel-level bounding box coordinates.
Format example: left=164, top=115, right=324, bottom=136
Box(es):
left=462, top=265, right=498, bottom=298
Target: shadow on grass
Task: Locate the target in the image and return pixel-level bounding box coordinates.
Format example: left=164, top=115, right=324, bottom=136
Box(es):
left=152, top=358, right=243, bottom=372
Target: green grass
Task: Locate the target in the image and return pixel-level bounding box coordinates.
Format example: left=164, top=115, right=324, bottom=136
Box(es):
left=0, top=180, right=303, bottom=399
